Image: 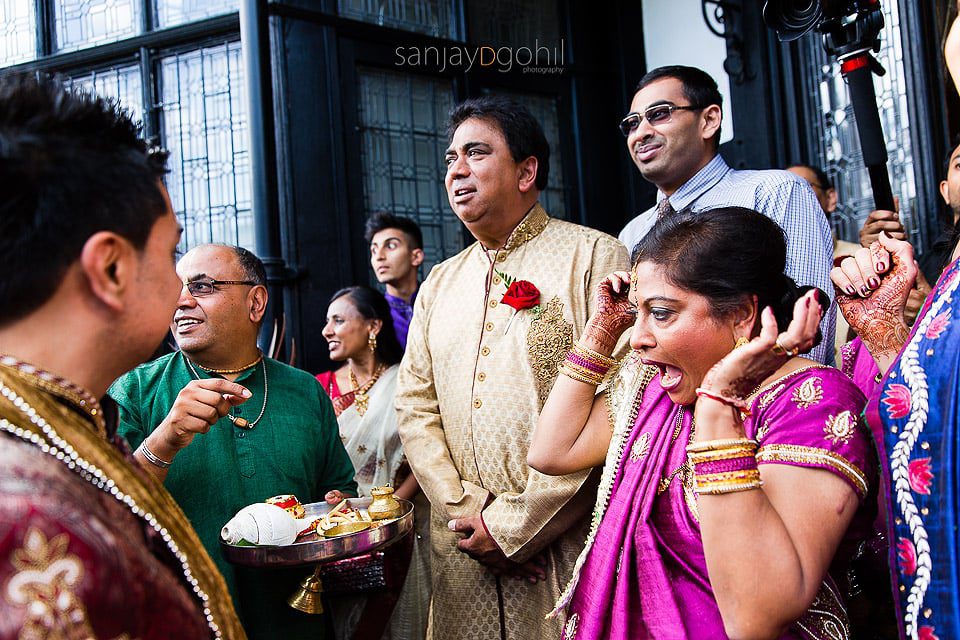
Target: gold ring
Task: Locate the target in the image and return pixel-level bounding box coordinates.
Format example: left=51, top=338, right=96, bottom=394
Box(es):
left=772, top=338, right=798, bottom=357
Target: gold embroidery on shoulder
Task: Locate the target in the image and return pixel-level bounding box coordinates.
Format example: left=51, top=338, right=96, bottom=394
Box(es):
left=527, top=296, right=574, bottom=406
left=749, top=364, right=829, bottom=407
left=758, top=383, right=787, bottom=410
left=629, top=433, right=650, bottom=462
left=824, top=411, right=857, bottom=445
left=792, top=376, right=824, bottom=410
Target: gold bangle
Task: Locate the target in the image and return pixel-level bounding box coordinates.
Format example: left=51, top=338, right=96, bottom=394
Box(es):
left=693, top=469, right=763, bottom=495
left=571, top=343, right=617, bottom=368
left=694, top=479, right=763, bottom=495
left=687, top=447, right=758, bottom=465
left=686, top=438, right=757, bottom=454
left=558, top=361, right=604, bottom=386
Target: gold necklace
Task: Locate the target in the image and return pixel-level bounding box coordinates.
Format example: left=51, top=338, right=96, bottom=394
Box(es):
left=348, top=363, right=386, bottom=417
left=184, top=356, right=268, bottom=429
left=657, top=406, right=696, bottom=495
left=195, top=352, right=263, bottom=375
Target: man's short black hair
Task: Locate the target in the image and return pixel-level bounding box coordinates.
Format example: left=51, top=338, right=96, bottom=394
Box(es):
left=635, top=65, right=723, bottom=150
left=446, top=96, right=550, bottom=191
left=231, top=245, right=267, bottom=286
left=0, top=73, right=169, bottom=326
left=789, top=163, right=833, bottom=190
left=363, top=211, right=423, bottom=249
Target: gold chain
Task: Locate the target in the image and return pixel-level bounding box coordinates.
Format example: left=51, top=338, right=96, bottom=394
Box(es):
left=195, top=352, right=263, bottom=375
left=657, top=406, right=696, bottom=495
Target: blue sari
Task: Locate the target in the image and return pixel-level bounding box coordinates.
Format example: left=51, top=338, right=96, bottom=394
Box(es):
left=868, top=255, right=960, bottom=640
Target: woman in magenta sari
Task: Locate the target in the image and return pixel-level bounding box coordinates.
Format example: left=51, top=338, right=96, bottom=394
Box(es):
left=529, top=207, right=875, bottom=639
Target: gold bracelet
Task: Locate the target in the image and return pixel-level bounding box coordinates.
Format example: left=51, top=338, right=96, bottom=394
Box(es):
left=571, top=343, right=617, bottom=368
left=693, top=469, right=763, bottom=495
left=694, top=478, right=763, bottom=495
left=687, top=446, right=758, bottom=465
left=686, top=438, right=757, bottom=454
left=558, top=361, right=605, bottom=386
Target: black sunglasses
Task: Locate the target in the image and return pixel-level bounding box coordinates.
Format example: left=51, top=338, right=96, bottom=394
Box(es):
left=618, top=104, right=705, bottom=137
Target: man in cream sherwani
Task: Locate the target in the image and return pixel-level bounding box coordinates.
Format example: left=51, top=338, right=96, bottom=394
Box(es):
left=396, top=96, right=628, bottom=640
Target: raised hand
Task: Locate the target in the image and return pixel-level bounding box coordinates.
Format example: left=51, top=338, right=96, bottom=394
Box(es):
left=153, top=378, right=251, bottom=453
left=698, top=289, right=822, bottom=408
left=582, top=270, right=636, bottom=353
left=831, top=233, right=916, bottom=369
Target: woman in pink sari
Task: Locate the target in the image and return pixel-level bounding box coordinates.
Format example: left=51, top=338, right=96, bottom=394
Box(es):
left=529, top=207, right=875, bottom=639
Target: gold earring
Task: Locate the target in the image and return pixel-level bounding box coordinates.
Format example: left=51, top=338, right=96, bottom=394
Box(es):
left=733, top=336, right=749, bottom=350
left=368, top=333, right=378, bottom=353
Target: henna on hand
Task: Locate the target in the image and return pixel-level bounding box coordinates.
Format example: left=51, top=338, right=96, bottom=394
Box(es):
left=836, top=253, right=912, bottom=360
left=584, top=275, right=635, bottom=353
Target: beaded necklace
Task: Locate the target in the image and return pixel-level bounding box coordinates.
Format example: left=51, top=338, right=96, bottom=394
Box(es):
left=0, top=355, right=106, bottom=437
left=184, top=355, right=268, bottom=429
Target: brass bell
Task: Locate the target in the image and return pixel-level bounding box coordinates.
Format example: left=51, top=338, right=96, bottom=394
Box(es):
left=287, top=566, right=324, bottom=614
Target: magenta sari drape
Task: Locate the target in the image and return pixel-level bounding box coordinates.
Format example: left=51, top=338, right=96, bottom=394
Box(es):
left=561, top=362, right=872, bottom=640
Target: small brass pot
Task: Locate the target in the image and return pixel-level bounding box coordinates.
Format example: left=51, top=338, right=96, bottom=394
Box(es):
left=368, top=486, right=402, bottom=521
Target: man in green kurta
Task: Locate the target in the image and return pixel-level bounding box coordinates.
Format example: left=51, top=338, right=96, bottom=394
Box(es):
left=110, top=244, right=357, bottom=639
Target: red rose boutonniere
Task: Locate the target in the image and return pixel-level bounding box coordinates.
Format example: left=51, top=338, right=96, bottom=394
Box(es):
left=498, top=270, right=541, bottom=334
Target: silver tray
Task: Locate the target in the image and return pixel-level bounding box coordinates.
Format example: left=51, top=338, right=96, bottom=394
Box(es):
left=219, top=497, right=414, bottom=568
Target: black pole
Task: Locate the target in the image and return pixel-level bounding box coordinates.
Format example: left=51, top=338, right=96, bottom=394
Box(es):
left=240, top=0, right=286, bottom=355
left=840, top=53, right=896, bottom=212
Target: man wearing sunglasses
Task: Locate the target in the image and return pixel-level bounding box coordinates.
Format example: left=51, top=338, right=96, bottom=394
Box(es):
left=110, top=243, right=357, bottom=640
left=618, top=65, right=835, bottom=365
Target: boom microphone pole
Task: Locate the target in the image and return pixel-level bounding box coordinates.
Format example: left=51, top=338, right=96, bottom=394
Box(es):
left=840, top=51, right=895, bottom=210
left=764, top=0, right=895, bottom=211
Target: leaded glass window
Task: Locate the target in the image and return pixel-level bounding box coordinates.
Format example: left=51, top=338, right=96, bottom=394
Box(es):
left=67, top=65, right=144, bottom=125
left=54, top=0, right=142, bottom=53
left=802, top=0, right=921, bottom=250
left=155, top=0, right=239, bottom=29
left=159, top=41, right=252, bottom=252
left=0, top=0, right=36, bottom=66
left=356, top=67, right=456, bottom=271
left=465, top=0, right=559, bottom=48
left=492, top=90, right=568, bottom=219
left=339, top=0, right=455, bottom=39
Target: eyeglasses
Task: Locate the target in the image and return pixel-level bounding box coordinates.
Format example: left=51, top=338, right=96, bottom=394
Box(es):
left=183, top=279, right=257, bottom=297
left=618, top=104, right=704, bottom=137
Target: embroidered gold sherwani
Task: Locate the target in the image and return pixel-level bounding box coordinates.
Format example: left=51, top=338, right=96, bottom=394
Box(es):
left=0, top=361, right=245, bottom=639
left=396, top=205, right=629, bottom=640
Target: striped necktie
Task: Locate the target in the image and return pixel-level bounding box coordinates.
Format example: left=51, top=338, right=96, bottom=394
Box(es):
left=656, top=197, right=675, bottom=219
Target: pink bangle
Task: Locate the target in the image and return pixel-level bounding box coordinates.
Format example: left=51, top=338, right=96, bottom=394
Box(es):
left=695, top=387, right=751, bottom=416
left=692, top=455, right=759, bottom=476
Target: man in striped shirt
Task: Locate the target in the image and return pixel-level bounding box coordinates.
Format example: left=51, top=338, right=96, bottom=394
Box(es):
left=618, top=65, right=835, bottom=364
